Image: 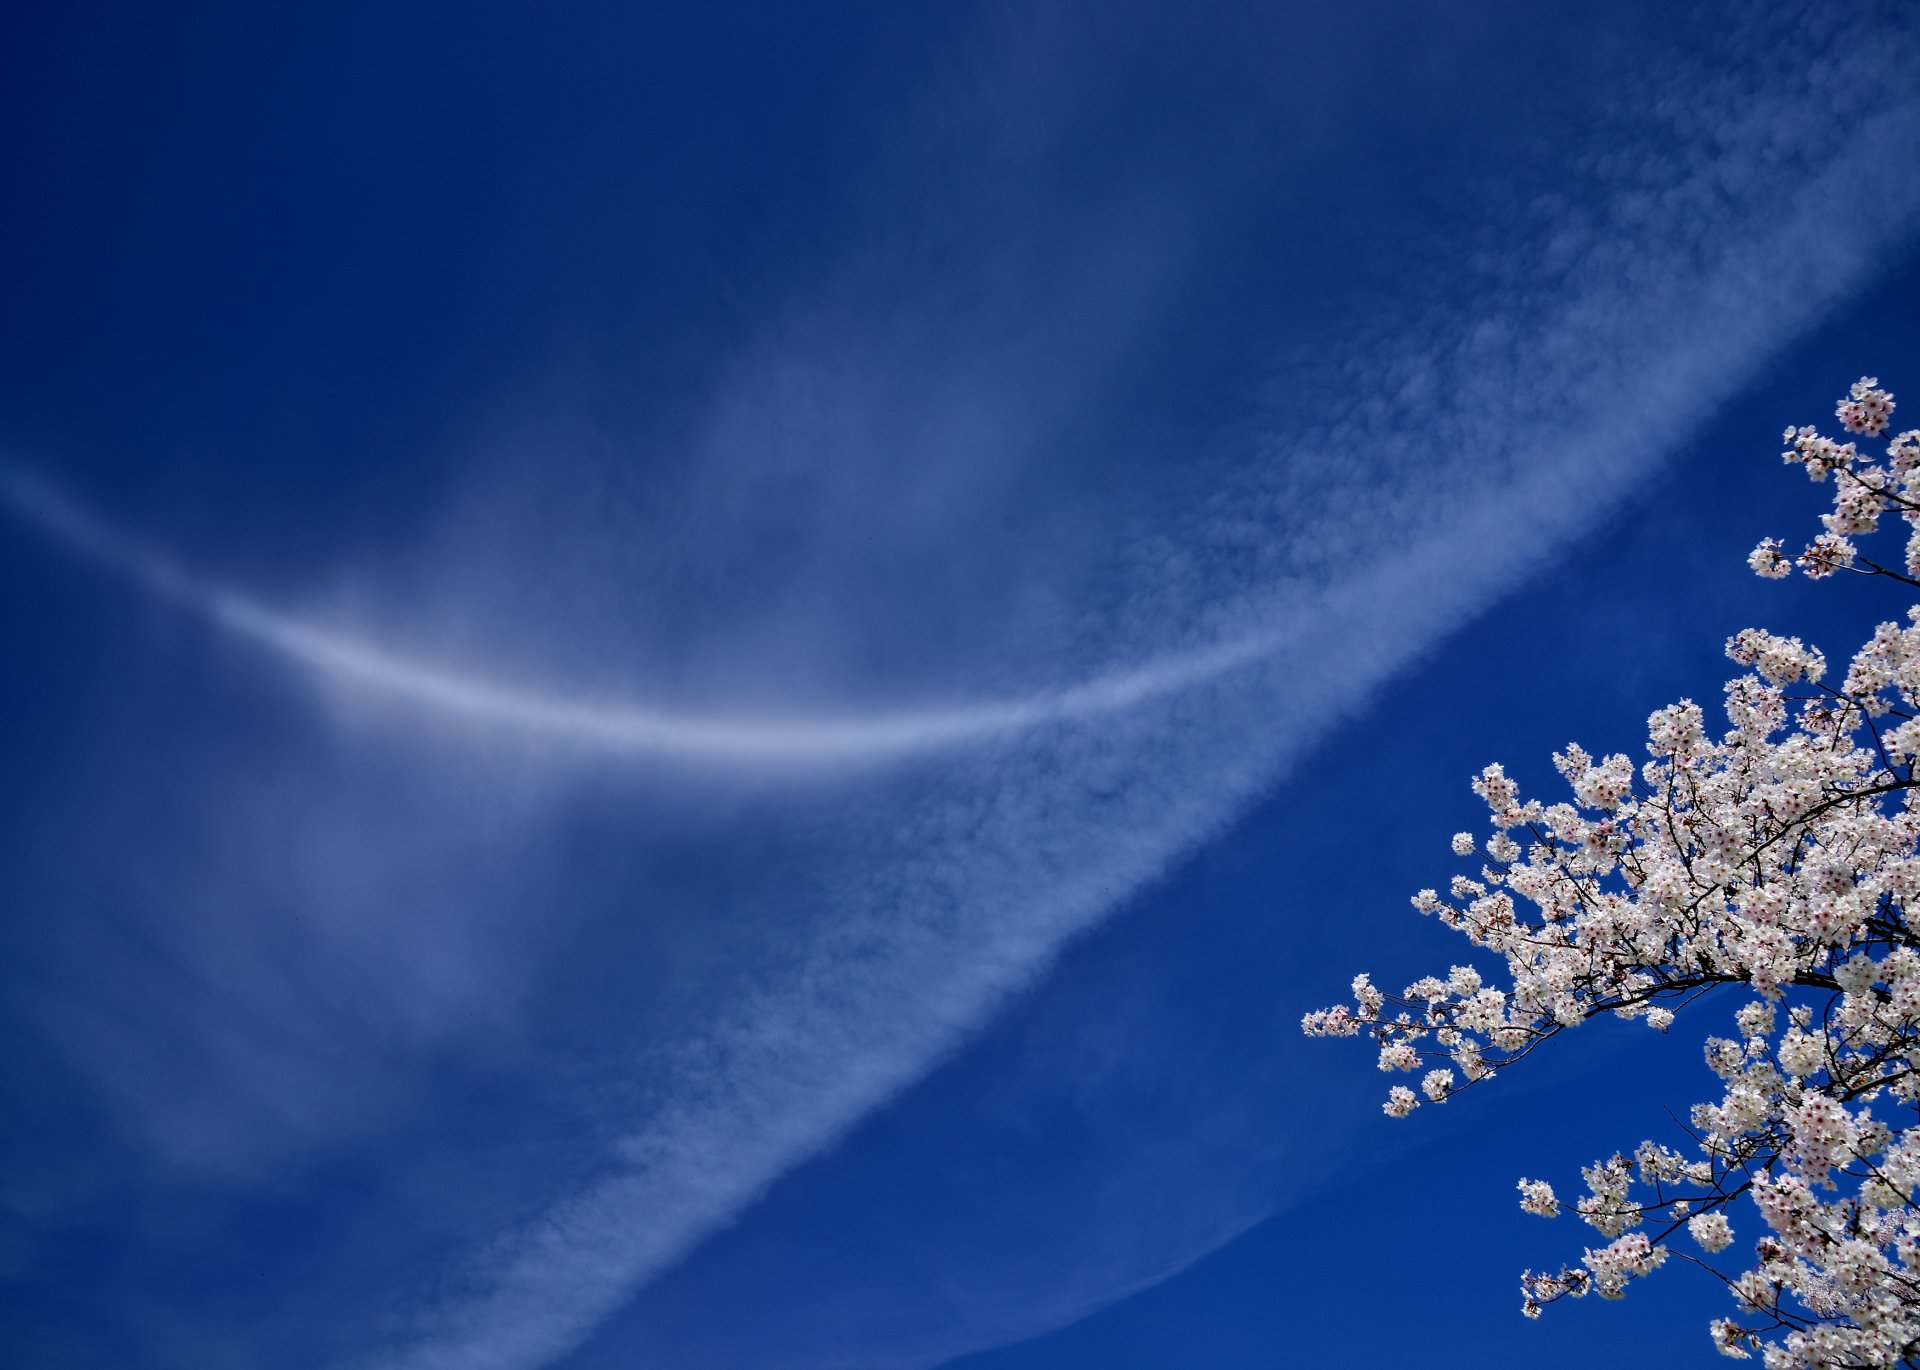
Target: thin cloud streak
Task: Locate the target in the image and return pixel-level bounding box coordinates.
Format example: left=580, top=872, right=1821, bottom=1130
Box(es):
left=0, top=466, right=1310, bottom=768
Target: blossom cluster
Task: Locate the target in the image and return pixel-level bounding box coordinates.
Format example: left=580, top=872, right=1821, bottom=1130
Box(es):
left=1307, top=381, right=1920, bottom=1367
left=1751, top=377, right=1920, bottom=585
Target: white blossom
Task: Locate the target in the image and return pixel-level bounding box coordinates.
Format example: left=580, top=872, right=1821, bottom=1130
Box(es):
left=1689, top=1211, right=1735, bottom=1254
left=1518, top=1178, right=1560, bottom=1218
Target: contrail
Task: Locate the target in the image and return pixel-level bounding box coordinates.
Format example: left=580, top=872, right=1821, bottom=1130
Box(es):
left=1, top=464, right=1293, bottom=765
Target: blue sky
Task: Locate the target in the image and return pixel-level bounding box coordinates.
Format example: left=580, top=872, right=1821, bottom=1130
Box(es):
left=4, top=2, right=1920, bottom=1367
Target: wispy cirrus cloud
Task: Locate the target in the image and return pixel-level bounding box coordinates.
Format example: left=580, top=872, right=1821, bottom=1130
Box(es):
left=0, top=464, right=1324, bottom=767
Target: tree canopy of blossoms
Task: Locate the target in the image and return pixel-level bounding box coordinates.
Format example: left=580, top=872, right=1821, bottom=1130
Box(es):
left=1305, top=379, right=1920, bottom=1367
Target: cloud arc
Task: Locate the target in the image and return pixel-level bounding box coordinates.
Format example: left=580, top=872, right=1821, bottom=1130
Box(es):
left=1, top=464, right=1301, bottom=768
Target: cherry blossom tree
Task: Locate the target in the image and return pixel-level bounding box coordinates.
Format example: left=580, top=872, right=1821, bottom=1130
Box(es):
left=1305, top=379, right=1920, bottom=1366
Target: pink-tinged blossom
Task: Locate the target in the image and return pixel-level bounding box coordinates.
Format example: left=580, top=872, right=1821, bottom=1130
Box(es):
left=1583, top=1232, right=1666, bottom=1298
left=1747, top=538, right=1792, bottom=578
left=1725, top=628, right=1826, bottom=684
left=1838, top=377, right=1896, bottom=437
left=1689, top=1211, right=1735, bottom=1254
left=1782, top=425, right=1856, bottom=481
left=1890, top=430, right=1920, bottom=478
left=1798, top=532, right=1857, bottom=578
left=1710, top=1318, right=1755, bottom=1359
left=1377, top=1042, right=1419, bottom=1072
left=1518, top=1178, right=1560, bottom=1218
left=1758, top=387, right=1920, bottom=595
left=1307, top=379, right=1920, bottom=1366
left=1776, top=1030, right=1824, bottom=1079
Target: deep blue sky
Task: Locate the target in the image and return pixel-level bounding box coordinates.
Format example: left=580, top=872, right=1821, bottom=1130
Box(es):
left=4, top=3, right=1920, bottom=1367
